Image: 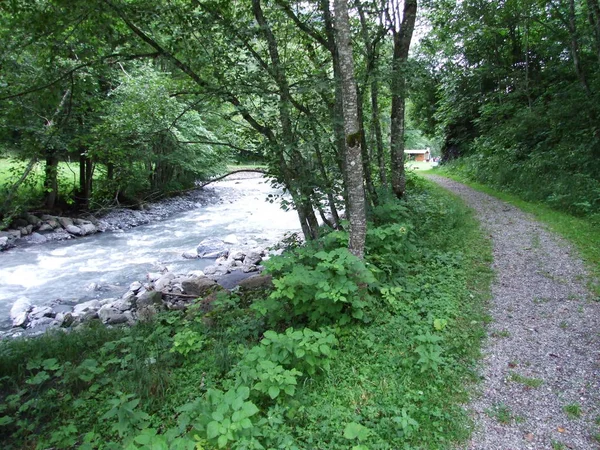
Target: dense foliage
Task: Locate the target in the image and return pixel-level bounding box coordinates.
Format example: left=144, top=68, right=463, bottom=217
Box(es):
left=411, top=0, right=600, bottom=220
left=0, top=0, right=428, bottom=257
left=0, top=176, right=492, bottom=449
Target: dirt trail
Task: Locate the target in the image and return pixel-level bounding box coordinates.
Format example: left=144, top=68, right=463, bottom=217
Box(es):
left=427, top=175, right=600, bottom=450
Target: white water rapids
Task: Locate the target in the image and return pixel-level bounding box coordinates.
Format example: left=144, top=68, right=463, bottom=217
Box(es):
left=0, top=176, right=301, bottom=329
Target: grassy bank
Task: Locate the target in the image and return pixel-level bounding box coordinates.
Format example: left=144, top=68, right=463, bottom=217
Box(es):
left=424, top=166, right=600, bottom=297
left=0, top=176, right=493, bottom=449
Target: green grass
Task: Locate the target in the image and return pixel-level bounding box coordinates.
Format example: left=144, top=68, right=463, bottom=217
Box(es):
left=563, top=403, right=582, bottom=419
left=486, top=403, right=518, bottom=424
left=0, top=177, right=494, bottom=449
left=422, top=167, right=600, bottom=297
left=508, top=372, right=544, bottom=388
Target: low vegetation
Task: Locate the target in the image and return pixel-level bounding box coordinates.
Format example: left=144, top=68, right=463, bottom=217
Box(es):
left=0, top=176, right=493, bottom=449
left=425, top=166, right=600, bottom=297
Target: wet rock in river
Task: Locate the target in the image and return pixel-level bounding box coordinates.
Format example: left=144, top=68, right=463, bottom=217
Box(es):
left=29, top=306, right=54, bottom=320
left=10, top=297, right=32, bottom=328
left=196, top=238, right=229, bottom=258
left=182, top=250, right=198, bottom=259
left=28, top=232, right=48, bottom=244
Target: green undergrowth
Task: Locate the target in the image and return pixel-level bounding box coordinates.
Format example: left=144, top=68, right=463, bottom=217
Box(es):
left=0, top=175, right=493, bottom=449
left=425, top=166, right=600, bottom=297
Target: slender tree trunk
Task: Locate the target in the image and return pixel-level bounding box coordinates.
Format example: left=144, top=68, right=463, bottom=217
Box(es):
left=357, top=86, right=377, bottom=206
left=313, top=141, right=341, bottom=228
left=390, top=0, right=417, bottom=199
left=334, top=0, right=367, bottom=259
left=371, top=79, right=387, bottom=186
left=567, top=0, right=591, bottom=94
left=586, top=0, right=600, bottom=62
left=321, top=0, right=350, bottom=206
left=44, top=150, right=59, bottom=209
left=253, top=0, right=318, bottom=240
left=356, top=0, right=387, bottom=186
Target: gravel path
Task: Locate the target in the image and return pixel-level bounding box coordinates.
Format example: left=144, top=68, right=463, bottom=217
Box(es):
left=427, top=175, right=600, bottom=450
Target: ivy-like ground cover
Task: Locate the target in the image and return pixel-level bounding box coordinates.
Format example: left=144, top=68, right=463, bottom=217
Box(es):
left=0, top=175, right=493, bottom=449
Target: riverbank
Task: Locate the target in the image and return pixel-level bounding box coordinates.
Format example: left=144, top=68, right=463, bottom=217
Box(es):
left=0, top=171, right=266, bottom=252
left=0, top=173, right=300, bottom=333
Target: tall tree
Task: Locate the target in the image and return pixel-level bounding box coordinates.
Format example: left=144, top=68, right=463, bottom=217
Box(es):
left=389, top=0, right=417, bottom=199
left=334, top=0, right=367, bottom=258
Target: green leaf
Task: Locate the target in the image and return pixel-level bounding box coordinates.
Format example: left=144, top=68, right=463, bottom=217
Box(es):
left=0, top=416, right=14, bottom=426
left=206, top=421, right=220, bottom=440
left=217, top=434, right=228, bottom=448
left=343, top=422, right=370, bottom=441
left=268, top=386, right=280, bottom=399
left=242, top=402, right=259, bottom=417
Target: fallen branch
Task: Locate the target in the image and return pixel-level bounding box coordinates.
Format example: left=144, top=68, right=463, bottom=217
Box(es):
left=198, top=169, right=267, bottom=188
left=160, top=291, right=199, bottom=298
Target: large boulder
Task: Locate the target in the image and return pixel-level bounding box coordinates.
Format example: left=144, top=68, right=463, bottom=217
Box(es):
left=136, top=290, right=163, bottom=308
left=98, top=305, right=129, bottom=325
left=46, top=218, right=61, bottom=229
left=136, top=291, right=163, bottom=322
left=28, top=232, right=48, bottom=244
left=182, top=250, right=198, bottom=259
left=72, top=299, right=101, bottom=317
left=181, top=277, right=218, bottom=297
left=129, top=281, right=143, bottom=293
left=29, top=306, right=54, bottom=320
left=37, top=223, right=54, bottom=232
left=65, top=225, right=84, bottom=236
left=0, top=236, right=9, bottom=250
left=7, top=229, right=21, bottom=239
left=196, top=238, right=229, bottom=258
left=243, top=249, right=263, bottom=266
left=13, top=218, right=29, bottom=228
left=79, top=223, right=97, bottom=235
left=27, top=214, right=42, bottom=226
left=112, top=295, right=135, bottom=312
left=154, top=272, right=175, bottom=291
left=228, top=250, right=246, bottom=261
left=238, top=274, right=274, bottom=291
left=10, top=297, right=32, bottom=327
left=223, top=234, right=240, bottom=245
left=58, top=217, right=74, bottom=228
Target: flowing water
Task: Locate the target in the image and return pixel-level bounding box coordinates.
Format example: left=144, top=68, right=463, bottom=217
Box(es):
left=0, top=176, right=301, bottom=329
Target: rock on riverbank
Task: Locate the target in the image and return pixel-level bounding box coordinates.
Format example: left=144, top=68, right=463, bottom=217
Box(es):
left=0, top=185, right=223, bottom=251
left=2, top=245, right=277, bottom=339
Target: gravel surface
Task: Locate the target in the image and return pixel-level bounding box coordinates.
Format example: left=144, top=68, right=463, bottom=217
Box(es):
left=427, top=175, right=600, bottom=450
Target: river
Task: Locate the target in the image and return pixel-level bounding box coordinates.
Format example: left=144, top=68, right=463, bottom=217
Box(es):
left=0, top=175, right=301, bottom=329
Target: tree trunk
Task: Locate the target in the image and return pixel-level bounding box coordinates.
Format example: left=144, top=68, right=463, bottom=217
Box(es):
left=357, top=86, right=377, bottom=207
left=321, top=0, right=350, bottom=206
left=567, top=0, right=591, bottom=94
left=390, top=0, right=417, bottom=199
left=252, top=0, right=319, bottom=241
left=44, top=150, right=59, bottom=209
left=356, top=0, right=387, bottom=186
left=79, top=150, right=93, bottom=209
left=334, top=0, right=367, bottom=259
left=586, top=0, right=600, bottom=62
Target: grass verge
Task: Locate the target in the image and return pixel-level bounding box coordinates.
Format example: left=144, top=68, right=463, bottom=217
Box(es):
left=422, top=167, right=600, bottom=297
left=0, top=175, right=493, bottom=449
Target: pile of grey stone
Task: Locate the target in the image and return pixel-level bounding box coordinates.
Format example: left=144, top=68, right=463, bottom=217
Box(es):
left=5, top=249, right=274, bottom=339
left=0, top=214, right=102, bottom=250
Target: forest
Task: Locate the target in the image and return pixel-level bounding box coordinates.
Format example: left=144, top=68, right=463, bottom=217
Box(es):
left=1, top=0, right=599, bottom=449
